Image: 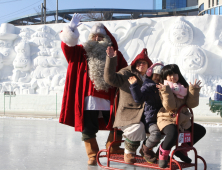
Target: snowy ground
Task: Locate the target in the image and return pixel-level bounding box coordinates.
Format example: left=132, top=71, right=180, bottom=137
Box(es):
left=0, top=116, right=221, bottom=170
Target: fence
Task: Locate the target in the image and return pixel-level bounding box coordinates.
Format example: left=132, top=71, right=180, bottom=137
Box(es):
left=0, top=92, right=62, bottom=118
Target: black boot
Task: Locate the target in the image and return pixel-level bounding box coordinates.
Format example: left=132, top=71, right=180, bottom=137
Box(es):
left=174, top=151, right=192, bottom=163
left=175, top=143, right=192, bottom=163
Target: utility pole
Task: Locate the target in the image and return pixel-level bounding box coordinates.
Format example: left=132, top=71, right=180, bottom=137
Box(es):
left=56, top=0, right=58, bottom=23
left=44, top=0, right=46, bottom=24
left=41, top=3, right=43, bottom=24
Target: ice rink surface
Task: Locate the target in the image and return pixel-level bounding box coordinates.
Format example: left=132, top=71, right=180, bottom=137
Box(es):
left=0, top=117, right=222, bottom=170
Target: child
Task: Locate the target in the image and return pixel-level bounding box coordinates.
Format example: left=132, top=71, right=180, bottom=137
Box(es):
left=128, top=62, right=164, bottom=163
left=156, top=64, right=206, bottom=168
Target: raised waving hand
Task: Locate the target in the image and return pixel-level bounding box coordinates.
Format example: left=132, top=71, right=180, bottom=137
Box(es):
left=106, top=46, right=117, bottom=58
left=189, top=79, right=202, bottom=88
left=69, top=13, right=83, bottom=31
left=156, top=83, right=165, bottom=90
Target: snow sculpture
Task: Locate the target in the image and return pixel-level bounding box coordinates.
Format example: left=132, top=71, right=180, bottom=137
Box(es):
left=13, top=42, right=31, bottom=71
left=179, top=45, right=207, bottom=84
left=30, top=25, right=55, bottom=47
left=12, top=42, right=32, bottom=83
left=113, top=18, right=153, bottom=63
left=30, top=25, right=66, bottom=95
left=50, top=40, right=68, bottom=68
left=0, top=23, right=17, bottom=66
left=180, top=45, right=207, bottom=72
left=0, top=53, right=3, bottom=69
left=0, top=15, right=221, bottom=98
left=0, top=40, right=13, bottom=48
left=14, top=27, right=34, bottom=46
left=0, top=23, right=17, bottom=40
left=159, top=17, right=194, bottom=64
left=215, top=32, right=222, bottom=49
left=168, top=18, right=193, bottom=47
left=0, top=23, right=17, bottom=82
left=34, top=46, right=61, bottom=68
left=0, top=47, right=16, bottom=66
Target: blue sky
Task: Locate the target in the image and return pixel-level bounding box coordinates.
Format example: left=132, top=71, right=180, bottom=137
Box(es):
left=0, top=0, right=153, bottom=25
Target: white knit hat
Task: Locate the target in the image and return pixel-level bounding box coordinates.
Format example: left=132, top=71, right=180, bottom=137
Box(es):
left=90, top=23, right=106, bottom=35
left=153, top=61, right=164, bottom=74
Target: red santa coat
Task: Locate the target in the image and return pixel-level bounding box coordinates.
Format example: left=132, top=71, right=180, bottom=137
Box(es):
left=59, top=26, right=128, bottom=132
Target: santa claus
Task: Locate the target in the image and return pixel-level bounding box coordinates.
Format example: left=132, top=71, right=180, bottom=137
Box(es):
left=59, top=13, right=127, bottom=165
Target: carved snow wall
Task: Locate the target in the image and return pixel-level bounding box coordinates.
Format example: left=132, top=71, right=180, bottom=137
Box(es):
left=0, top=14, right=221, bottom=99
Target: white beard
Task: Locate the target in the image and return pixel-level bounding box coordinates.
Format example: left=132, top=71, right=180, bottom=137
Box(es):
left=84, top=36, right=112, bottom=92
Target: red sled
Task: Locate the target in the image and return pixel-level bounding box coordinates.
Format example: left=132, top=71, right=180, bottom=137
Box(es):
left=97, top=104, right=207, bottom=170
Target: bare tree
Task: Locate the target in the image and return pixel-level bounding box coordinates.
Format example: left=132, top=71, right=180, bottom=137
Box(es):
left=84, top=13, right=104, bottom=21
left=34, top=6, right=42, bottom=18
left=83, top=11, right=113, bottom=21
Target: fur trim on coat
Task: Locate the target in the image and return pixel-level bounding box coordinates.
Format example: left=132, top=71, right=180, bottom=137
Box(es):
left=59, top=25, right=79, bottom=47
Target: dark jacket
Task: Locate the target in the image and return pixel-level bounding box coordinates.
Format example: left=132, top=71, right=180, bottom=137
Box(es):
left=129, top=78, right=162, bottom=132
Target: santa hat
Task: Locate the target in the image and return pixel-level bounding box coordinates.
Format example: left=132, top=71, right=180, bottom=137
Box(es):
left=131, top=48, right=153, bottom=68
left=90, top=23, right=107, bottom=36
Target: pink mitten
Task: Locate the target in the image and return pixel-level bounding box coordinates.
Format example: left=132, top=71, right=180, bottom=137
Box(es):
left=173, top=83, right=187, bottom=99
left=164, top=80, right=173, bottom=88
left=164, top=80, right=187, bottom=99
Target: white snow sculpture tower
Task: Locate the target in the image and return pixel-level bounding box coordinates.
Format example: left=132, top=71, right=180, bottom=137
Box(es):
left=0, top=23, right=17, bottom=93
left=31, top=25, right=66, bottom=95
